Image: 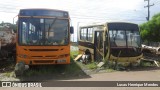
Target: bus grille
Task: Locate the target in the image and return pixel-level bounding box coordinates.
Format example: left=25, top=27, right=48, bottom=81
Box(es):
left=29, top=49, right=58, bottom=51
left=33, top=60, right=54, bottom=63
left=31, top=55, right=57, bottom=58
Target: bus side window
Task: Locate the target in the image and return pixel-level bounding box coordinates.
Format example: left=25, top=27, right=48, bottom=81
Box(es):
left=80, top=28, right=87, bottom=41
left=22, top=22, right=27, bottom=44
left=80, top=28, right=83, bottom=40
left=87, top=28, right=93, bottom=42
left=80, top=29, right=83, bottom=40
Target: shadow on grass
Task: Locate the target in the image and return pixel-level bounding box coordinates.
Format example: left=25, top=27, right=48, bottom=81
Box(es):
left=17, top=58, right=91, bottom=81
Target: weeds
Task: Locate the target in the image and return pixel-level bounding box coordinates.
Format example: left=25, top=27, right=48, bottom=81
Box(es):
left=106, top=68, right=115, bottom=72
left=4, top=72, right=12, bottom=77
left=86, top=62, right=97, bottom=69
left=23, top=53, right=84, bottom=77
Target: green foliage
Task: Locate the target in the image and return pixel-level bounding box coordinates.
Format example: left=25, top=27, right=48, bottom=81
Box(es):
left=86, top=62, right=97, bottom=69
left=140, top=13, right=160, bottom=42
left=9, top=24, right=17, bottom=33
left=5, top=72, right=12, bottom=77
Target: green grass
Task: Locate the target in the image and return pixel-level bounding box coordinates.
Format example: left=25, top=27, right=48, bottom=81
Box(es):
left=21, top=49, right=118, bottom=77
left=105, top=68, right=116, bottom=72
left=24, top=68, right=51, bottom=77
left=23, top=61, right=84, bottom=77
left=70, top=49, right=98, bottom=70
left=4, top=72, right=12, bottom=77
left=86, top=62, right=97, bottom=69
left=70, top=50, right=115, bottom=71
left=70, top=50, right=79, bottom=58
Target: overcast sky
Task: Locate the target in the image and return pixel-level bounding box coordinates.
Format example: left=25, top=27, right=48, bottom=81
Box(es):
left=0, top=0, right=159, bottom=23
left=0, top=0, right=160, bottom=41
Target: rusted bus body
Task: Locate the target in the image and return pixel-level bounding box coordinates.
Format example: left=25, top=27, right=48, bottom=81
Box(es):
left=78, top=22, right=143, bottom=64
left=17, top=9, right=72, bottom=65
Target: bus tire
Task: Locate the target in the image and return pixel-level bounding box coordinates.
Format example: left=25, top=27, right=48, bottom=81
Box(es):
left=14, top=62, right=25, bottom=76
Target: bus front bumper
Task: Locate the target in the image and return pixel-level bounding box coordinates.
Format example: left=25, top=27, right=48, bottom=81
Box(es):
left=17, top=57, right=70, bottom=65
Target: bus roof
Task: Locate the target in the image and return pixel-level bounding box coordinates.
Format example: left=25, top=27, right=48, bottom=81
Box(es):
left=106, top=22, right=138, bottom=25
left=79, top=22, right=138, bottom=28
left=19, top=8, right=69, bottom=18
left=106, top=22, right=139, bottom=30
left=79, top=23, right=105, bottom=28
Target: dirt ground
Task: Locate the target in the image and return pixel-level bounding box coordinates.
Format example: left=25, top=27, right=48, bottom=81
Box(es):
left=0, top=64, right=160, bottom=80
left=0, top=67, right=160, bottom=90
left=1, top=62, right=160, bottom=81
left=67, top=67, right=160, bottom=81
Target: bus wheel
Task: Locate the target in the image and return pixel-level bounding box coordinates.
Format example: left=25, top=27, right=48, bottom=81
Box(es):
left=14, top=62, right=25, bottom=76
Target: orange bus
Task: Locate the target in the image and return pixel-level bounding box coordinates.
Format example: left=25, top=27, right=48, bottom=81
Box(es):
left=16, top=9, right=73, bottom=66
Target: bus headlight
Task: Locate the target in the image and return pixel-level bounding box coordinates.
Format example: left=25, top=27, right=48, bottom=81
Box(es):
left=18, top=54, right=28, bottom=58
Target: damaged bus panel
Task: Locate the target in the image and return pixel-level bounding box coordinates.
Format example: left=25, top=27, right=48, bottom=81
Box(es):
left=78, top=22, right=143, bottom=65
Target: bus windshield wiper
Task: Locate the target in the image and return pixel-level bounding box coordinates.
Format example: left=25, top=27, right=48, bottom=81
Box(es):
left=48, top=17, right=57, bottom=31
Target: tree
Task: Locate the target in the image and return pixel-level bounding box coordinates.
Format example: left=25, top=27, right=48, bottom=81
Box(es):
left=140, top=13, right=160, bottom=42
left=9, top=24, right=17, bottom=33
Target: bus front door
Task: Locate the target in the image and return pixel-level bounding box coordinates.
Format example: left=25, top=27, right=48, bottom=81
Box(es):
left=94, top=31, right=104, bottom=62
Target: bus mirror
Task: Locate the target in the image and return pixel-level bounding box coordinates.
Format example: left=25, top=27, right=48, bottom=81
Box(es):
left=70, top=26, right=74, bottom=34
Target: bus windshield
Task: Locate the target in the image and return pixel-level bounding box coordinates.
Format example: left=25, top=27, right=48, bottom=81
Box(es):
left=109, top=30, right=141, bottom=47
left=18, top=18, right=69, bottom=45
